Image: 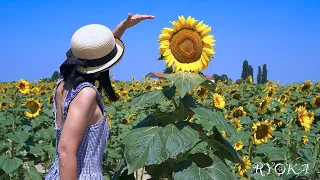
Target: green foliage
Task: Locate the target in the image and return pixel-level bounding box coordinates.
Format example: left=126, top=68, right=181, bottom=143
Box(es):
left=50, top=71, right=60, bottom=81
left=257, top=66, right=262, bottom=84
left=212, top=73, right=231, bottom=83
left=164, top=72, right=206, bottom=98
left=248, top=65, right=253, bottom=80
left=241, top=60, right=249, bottom=80
left=262, top=64, right=268, bottom=83
left=0, top=77, right=319, bottom=179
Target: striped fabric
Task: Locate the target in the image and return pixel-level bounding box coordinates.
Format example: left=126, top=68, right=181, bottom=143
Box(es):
left=45, top=78, right=110, bottom=180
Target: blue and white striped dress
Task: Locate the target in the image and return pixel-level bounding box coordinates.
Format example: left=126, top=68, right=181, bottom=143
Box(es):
left=45, top=78, right=110, bottom=180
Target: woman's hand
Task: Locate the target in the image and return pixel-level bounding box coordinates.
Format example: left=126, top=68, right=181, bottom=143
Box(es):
left=123, top=13, right=155, bottom=29
left=113, top=13, right=155, bottom=39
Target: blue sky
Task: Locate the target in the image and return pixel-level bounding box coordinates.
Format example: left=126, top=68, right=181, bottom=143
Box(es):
left=1, top=0, right=319, bottom=84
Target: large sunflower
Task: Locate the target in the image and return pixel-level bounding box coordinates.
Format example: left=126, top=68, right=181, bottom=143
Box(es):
left=23, top=98, right=41, bottom=119
left=158, top=15, right=215, bottom=72
left=252, top=120, right=274, bottom=145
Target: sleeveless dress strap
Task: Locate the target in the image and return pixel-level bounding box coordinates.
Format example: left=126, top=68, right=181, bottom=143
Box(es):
left=62, top=82, right=106, bottom=122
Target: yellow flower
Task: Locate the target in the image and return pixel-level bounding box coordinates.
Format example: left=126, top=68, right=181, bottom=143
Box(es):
left=234, top=141, right=243, bottom=151
left=31, top=87, right=40, bottom=95
left=293, top=101, right=307, bottom=110
left=265, top=85, right=276, bottom=98
left=213, top=93, right=226, bottom=109
left=47, top=94, right=53, bottom=104
left=107, top=119, right=112, bottom=129
left=257, top=97, right=271, bottom=114
left=312, top=94, right=320, bottom=108
left=300, top=80, right=312, bottom=92
left=231, top=106, right=247, bottom=118
left=248, top=76, right=253, bottom=83
left=17, top=79, right=31, bottom=94
left=221, top=130, right=231, bottom=138
left=296, top=106, right=314, bottom=132
left=39, top=78, right=43, bottom=83
left=197, top=87, right=208, bottom=97
left=302, top=135, right=308, bottom=145
left=252, top=120, right=274, bottom=145
left=1, top=87, right=8, bottom=93
left=271, top=118, right=283, bottom=128
left=0, top=102, right=9, bottom=110
left=231, top=118, right=243, bottom=131
left=158, top=15, right=215, bottom=72
left=23, top=98, right=41, bottom=119
left=238, top=156, right=251, bottom=177
left=122, top=113, right=136, bottom=124
left=232, top=93, right=241, bottom=100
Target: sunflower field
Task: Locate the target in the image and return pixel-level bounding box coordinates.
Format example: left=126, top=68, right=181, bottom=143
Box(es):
left=1, top=15, right=320, bottom=180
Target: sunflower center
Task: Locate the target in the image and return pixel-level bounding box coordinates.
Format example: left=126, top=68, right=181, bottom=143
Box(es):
left=170, top=29, right=203, bottom=63
left=19, top=83, right=26, bottom=90
left=315, top=98, right=320, bottom=107
left=256, top=124, right=269, bottom=140
left=232, top=109, right=244, bottom=118
left=27, top=101, right=40, bottom=114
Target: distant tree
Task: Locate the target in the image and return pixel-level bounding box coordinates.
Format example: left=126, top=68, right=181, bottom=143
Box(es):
left=257, top=66, right=262, bottom=84
left=241, top=60, right=249, bottom=80
left=262, top=64, right=268, bottom=83
left=212, top=73, right=231, bottom=83
left=235, top=79, right=243, bottom=85
left=248, top=65, right=253, bottom=80
left=51, top=71, right=60, bottom=81
left=212, top=73, right=221, bottom=82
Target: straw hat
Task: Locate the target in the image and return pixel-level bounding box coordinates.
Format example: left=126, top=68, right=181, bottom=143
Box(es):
left=70, top=24, right=124, bottom=74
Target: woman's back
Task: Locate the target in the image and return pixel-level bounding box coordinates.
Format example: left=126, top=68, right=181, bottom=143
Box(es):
left=45, top=78, right=110, bottom=180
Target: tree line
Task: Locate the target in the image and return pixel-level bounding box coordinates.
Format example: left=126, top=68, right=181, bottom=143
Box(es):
left=211, top=60, right=268, bottom=84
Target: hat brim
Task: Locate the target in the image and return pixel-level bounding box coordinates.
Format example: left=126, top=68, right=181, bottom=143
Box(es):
left=76, top=38, right=124, bottom=74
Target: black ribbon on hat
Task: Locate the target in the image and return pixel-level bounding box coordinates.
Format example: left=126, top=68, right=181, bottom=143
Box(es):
left=59, top=45, right=119, bottom=102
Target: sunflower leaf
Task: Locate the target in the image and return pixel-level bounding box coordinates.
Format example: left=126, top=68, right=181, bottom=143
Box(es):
left=0, top=156, right=23, bottom=174
left=172, top=160, right=235, bottom=180
left=246, top=104, right=257, bottom=114
left=191, top=107, right=237, bottom=135
left=123, top=122, right=199, bottom=174
left=314, top=108, right=320, bottom=116
left=24, top=167, right=42, bottom=180
left=200, top=80, right=217, bottom=93
left=187, top=153, right=213, bottom=168
left=164, top=72, right=206, bottom=98
left=125, top=86, right=176, bottom=107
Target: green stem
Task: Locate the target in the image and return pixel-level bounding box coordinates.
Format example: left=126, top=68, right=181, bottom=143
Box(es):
left=248, top=137, right=254, bottom=161
left=178, top=97, right=184, bottom=121
left=172, top=98, right=178, bottom=109
left=285, top=118, right=294, bottom=163
left=177, top=153, right=184, bottom=162
left=184, top=139, right=204, bottom=158
left=311, top=136, right=320, bottom=180
left=247, top=137, right=254, bottom=180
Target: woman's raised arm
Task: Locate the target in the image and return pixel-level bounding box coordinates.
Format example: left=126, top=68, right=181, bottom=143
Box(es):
left=113, top=13, right=155, bottom=39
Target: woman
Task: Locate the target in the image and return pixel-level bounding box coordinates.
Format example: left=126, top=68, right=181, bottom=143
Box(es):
left=45, top=13, right=155, bottom=180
